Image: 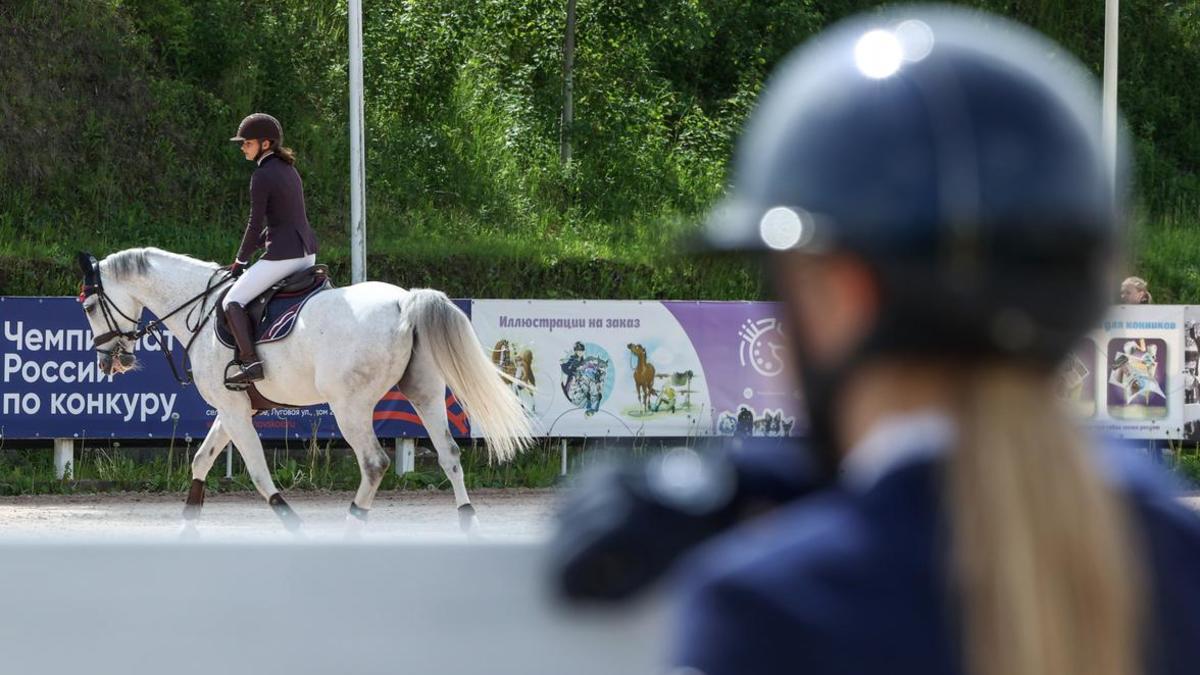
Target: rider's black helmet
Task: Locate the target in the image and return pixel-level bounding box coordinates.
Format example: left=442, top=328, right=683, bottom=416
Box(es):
left=231, top=113, right=283, bottom=144
left=701, top=5, right=1124, bottom=366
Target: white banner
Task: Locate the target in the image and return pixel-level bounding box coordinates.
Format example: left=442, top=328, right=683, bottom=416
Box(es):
left=470, top=300, right=802, bottom=438
left=1073, top=305, right=1185, bottom=440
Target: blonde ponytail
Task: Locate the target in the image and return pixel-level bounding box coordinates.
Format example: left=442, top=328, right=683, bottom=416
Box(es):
left=948, top=366, right=1143, bottom=675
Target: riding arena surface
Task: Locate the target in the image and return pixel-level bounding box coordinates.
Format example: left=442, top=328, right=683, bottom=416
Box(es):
left=1, top=488, right=1195, bottom=541
left=0, top=488, right=558, bottom=541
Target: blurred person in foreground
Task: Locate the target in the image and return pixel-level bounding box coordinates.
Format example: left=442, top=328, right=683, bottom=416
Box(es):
left=552, top=5, right=1200, bottom=675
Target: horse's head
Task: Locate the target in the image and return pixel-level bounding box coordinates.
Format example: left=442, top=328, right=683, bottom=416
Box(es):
left=627, top=343, right=645, bottom=358
left=492, top=340, right=511, bottom=366
left=76, top=251, right=141, bottom=376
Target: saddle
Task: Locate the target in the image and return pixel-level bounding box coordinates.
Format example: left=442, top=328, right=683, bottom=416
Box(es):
left=215, top=265, right=332, bottom=412
left=216, top=265, right=331, bottom=349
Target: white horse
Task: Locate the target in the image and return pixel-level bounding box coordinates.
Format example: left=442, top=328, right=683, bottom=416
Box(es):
left=76, top=247, right=533, bottom=531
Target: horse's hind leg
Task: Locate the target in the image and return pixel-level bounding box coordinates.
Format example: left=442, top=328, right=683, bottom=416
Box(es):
left=401, top=362, right=476, bottom=532
left=327, top=401, right=391, bottom=523
left=182, top=417, right=230, bottom=521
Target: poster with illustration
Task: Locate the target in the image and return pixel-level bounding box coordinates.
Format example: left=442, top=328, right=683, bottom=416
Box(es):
left=1086, top=304, right=1184, bottom=439
left=470, top=300, right=802, bottom=437
left=1057, top=340, right=1096, bottom=418
left=1106, top=338, right=1168, bottom=419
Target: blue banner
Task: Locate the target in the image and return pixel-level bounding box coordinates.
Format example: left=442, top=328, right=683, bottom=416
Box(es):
left=0, top=297, right=469, bottom=441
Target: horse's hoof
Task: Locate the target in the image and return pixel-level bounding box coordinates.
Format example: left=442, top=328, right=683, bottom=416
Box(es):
left=183, top=479, right=206, bottom=520
left=178, top=521, right=201, bottom=541
left=343, top=515, right=366, bottom=540
left=348, top=501, right=370, bottom=523
left=458, top=503, right=478, bottom=533
left=269, top=493, right=303, bottom=533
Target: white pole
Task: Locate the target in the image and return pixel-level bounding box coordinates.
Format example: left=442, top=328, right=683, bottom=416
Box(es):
left=396, top=438, right=415, bottom=475
left=225, top=442, right=233, bottom=480
left=349, top=0, right=367, bottom=284
left=560, top=0, right=576, bottom=164
left=53, top=438, right=74, bottom=480
left=1102, top=0, right=1120, bottom=191
left=560, top=438, right=568, bottom=477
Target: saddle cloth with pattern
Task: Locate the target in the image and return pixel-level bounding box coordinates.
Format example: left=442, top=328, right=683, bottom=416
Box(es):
left=215, top=265, right=331, bottom=348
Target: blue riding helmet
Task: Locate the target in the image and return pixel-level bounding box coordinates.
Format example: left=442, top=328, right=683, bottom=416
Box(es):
left=702, top=5, right=1126, bottom=365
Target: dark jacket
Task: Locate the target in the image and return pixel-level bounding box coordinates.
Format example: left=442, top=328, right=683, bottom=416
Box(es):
left=671, top=448, right=1200, bottom=675
left=236, top=154, right=319, bottom=263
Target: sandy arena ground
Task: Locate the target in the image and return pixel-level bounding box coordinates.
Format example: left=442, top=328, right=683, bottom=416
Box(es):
left=0, top=489, right=560, bottom=542
left=0, top=489, right=1194, bottom=543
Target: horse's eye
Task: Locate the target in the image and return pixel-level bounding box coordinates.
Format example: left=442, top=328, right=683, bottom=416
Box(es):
left=84, top=303, right=96, bottom=314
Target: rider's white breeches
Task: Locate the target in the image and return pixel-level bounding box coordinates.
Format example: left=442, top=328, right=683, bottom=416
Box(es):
left=223, top=254, right=317, bottom=308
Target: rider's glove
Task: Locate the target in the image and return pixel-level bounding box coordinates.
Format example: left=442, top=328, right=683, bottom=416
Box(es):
left=229, top=261, right=245, bottom=278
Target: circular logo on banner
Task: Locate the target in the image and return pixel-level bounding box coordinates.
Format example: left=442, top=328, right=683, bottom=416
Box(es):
left=738, top=318, right=785, bottom=377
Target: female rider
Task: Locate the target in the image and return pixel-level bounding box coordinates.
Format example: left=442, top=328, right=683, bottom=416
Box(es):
left=223, top=113, right=319, bottom=385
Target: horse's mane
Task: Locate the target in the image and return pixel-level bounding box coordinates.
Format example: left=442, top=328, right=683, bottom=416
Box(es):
left=103, top=247, right=219, bottom=282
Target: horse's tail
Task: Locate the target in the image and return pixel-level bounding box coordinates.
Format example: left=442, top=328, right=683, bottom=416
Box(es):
left=402, top=290, right=533, bottom=463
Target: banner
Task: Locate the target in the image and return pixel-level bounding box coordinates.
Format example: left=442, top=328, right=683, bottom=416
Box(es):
left=470, top=300, right=803, bottom=438
left=15, top=295, right=1193, bottom=442
left=1070, top=305, right=1186, bottom=440
left=0, top=297, right=467, bottom=441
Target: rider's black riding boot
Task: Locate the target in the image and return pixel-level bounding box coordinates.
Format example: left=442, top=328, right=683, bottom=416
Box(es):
left=225, top=302, right=265, bottom=384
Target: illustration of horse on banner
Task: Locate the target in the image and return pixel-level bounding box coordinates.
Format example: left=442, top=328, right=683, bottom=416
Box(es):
left=492, top=339, right=537, bottom=412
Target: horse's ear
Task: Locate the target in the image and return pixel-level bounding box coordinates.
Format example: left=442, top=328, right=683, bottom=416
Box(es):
left=76, top=251, right=94, bottom=274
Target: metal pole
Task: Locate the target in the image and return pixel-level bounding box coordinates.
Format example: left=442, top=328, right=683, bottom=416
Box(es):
left=225, top=442, right=233, bottom=480
left=1102, top=0, right=1120, bottom=192
left=349, top=0, right=368, bottom=283
left=560, top=0, right=576, bottom=164
left=560, top=438, right=568, bottom=477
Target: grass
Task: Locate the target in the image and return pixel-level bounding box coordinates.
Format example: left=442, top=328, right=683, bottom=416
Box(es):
left=0, top=202, right=762, bottom=300
left=2, top=433, right=1197, bottom=496
left=0, top=434, right=699, bottom=496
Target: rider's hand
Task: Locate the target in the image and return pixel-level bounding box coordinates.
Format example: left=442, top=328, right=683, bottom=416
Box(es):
left=229, top=261, right=245, bottom=278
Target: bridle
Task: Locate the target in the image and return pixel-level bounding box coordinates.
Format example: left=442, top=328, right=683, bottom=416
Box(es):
left=78, top=254, right=232, bottom=385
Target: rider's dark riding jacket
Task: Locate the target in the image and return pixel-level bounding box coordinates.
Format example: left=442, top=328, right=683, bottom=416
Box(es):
left=235, top=154, right=319, bottom=265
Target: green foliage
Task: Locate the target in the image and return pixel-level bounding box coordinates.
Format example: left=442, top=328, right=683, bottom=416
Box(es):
left=0, top=435, right=661, bottom=494
left=2, top=1, right=1200, bottom=299
left=1171, top=447, right=1200, bottom=488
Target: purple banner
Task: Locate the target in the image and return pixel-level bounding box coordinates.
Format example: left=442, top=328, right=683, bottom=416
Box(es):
left=664, top=302, right=802, bottom=436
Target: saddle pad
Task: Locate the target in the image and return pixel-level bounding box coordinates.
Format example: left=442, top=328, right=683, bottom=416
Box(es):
left=216, top=280, right=330, bottom=349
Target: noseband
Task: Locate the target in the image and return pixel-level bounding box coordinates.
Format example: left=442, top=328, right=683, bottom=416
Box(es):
left=79, top=275, right=140, bottom=355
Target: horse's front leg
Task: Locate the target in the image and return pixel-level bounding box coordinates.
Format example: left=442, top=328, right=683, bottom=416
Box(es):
left=220, top=412, right=302, bottom=532
left=182, top=417, right=231, bottom=521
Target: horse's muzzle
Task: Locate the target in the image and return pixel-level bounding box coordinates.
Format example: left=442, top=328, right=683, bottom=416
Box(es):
left=99, top=351, right=137, bottom=375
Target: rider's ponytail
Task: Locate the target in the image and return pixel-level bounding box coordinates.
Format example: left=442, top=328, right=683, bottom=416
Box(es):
left=948, top=365, right=1143, bottom=675
left=272, top=145, right=297, bottom=165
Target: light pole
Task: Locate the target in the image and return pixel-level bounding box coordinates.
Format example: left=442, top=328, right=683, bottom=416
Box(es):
left=349, top=0, right=367, bottom=283
left=1102, top=0, right=1119, bottom=192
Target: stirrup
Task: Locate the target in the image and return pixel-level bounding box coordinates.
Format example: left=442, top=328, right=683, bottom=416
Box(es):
left=224, top=360, right=263, bottom=390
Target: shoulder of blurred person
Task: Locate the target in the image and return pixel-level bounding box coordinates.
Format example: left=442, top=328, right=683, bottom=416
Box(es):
left=669, top=437, right=1200, bottom=675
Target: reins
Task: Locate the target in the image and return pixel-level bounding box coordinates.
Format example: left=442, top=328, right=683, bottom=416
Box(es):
left=80, top=264, right=233, bottom=386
